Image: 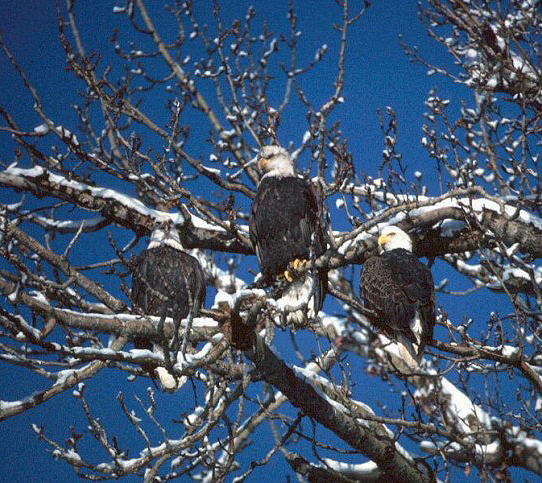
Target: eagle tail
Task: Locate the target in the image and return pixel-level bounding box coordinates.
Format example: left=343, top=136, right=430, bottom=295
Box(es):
left=155, top=367, right=187, bottom=393
left=277, top=272, right=323, bottom=325
left=396, top=334, right=422, bottom=370
left=377, top=333, right=421, bottom=374
left=153, top=344, right=187, bottom=393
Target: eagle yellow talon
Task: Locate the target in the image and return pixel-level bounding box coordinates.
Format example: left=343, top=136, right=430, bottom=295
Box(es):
left=285, top=258, right=308, bottom=280
left=293, top=259, right=305, bottom=271
left=284, top=270, right=294, bottom=283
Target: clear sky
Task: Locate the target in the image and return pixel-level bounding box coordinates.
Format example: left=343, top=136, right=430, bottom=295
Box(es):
left=0, top=1, right=520, bottom=481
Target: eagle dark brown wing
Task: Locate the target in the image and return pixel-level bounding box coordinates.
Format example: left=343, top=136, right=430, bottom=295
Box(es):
left=132, top=245, right=205, bottom=320
left=131, top=245, right=206, bottom=373
left=360, top=248, right=435, bottom=356
left=249, top=176, right=325, bottom=281
left=249, top=176, right=327, bottom=317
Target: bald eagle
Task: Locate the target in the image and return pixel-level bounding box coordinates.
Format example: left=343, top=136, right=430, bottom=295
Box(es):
left=359, top=226, right=435, bottom=370
left=249, top=145, right=327, bottom=324
left=131, top=222, right=206, bottom=391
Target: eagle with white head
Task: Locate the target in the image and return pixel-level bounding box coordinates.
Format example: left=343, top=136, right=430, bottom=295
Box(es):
left=131, top=221, right=206, bottom=391
left=249, top=145, right=327, bottom=324
left=360, top=226, right=435, bottom=370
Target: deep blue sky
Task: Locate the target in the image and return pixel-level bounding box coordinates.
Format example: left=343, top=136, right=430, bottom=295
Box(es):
left=0, top=1, right=518, bottom=481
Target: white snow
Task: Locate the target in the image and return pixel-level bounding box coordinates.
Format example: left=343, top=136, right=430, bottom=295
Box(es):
left=201, top=165, right=222, bottom=176
left=411, top=196, right=542, bottom=231
left=0, top=165, right=191, bottom=226
left=323, top=459, right=380, bottom=477
left=33, top=123, right=50, bottom=134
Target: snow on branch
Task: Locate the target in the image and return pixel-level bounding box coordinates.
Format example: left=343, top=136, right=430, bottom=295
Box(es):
left=0, top=164, right=252, bottom=254
left=1, top=0, right=542, bottom=480
left=335, top=188, right=542, bottom=267
left=0, top=335, right=127, bottom=422
left=242, top=331, right=432, bottom=482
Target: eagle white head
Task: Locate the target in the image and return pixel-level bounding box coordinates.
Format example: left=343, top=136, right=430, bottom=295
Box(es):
left=258, top=145, right=295, bottom=178
left=378, top=226, right=413, bottom=253
left=149, top=221, right=184, bottom=251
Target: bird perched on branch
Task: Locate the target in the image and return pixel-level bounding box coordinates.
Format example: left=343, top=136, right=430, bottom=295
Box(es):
left=249, top=145, right=327, bottom=324
left=131, top=221, right=206, bottom=391
left=360, top=226, right=435, bottom=371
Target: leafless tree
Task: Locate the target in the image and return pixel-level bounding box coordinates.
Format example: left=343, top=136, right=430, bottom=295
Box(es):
left=1, top=0, right=542, bottom=481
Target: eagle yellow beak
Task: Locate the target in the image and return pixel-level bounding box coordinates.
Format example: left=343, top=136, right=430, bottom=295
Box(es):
left=257, top=157, right=268, bottom=171
left=377, top=233, right=391, bottom=247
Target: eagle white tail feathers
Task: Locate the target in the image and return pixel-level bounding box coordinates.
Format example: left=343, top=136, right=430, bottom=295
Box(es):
left=377, top=313, right=424, bottom=373
left=396, top=333, right=421, bottom=369
left=377, top=334, right=420, bottom=373
left=155, top=367, right=187, bottom=393
left=276, top=273, right=320, bottom=324
left=152, top=344, right=187, bottom=393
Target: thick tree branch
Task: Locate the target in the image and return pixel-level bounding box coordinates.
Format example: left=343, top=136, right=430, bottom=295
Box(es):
left=0, top=165, right=252, bottom=253
left=244, top=333, right=432, bottom=482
